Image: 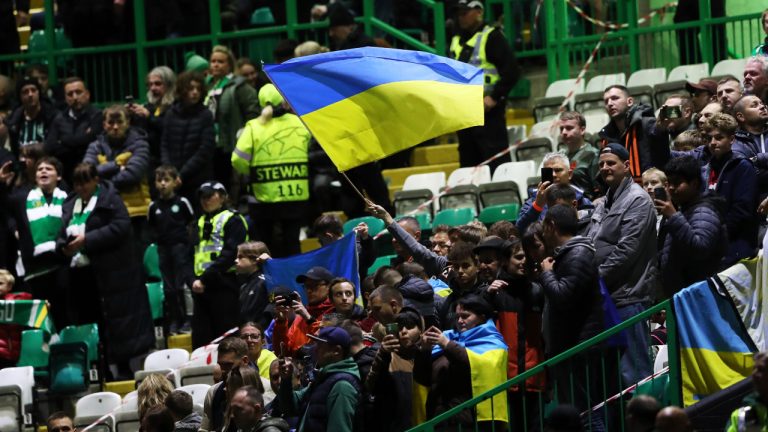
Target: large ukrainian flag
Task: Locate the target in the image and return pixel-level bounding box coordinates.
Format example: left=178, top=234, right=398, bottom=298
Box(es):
left=263, top=47, right=484, bottom=172
left=432, top=319, right=509, bottom=423
left=674, top=279, right=757, bottom=406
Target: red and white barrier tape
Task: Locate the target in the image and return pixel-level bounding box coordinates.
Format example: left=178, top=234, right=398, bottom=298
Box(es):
left=80, top=326, right=239, bottom=432
left=582, top=366, right=670, bottom=415
left=556, top=30, right=611, bottom=118
left=566, top=0, right=677, bottom=30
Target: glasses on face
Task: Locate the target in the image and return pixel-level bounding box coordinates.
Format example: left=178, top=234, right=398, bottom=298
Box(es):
left=241, top=333, right=262, bottom=341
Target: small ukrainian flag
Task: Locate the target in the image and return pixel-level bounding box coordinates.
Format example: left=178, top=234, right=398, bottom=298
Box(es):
left=263, top=47, right=484, bottom=172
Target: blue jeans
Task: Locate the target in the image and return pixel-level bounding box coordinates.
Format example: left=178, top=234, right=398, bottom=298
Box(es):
left=617, top=303, right=653, bottom=387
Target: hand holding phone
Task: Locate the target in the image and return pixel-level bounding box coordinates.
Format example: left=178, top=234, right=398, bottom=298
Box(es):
left=541, top=167, right=554, bottom=184
left=654, top=186, right=667, bottom=202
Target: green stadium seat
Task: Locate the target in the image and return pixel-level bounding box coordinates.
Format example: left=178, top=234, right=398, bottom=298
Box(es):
left=343, top=216, right=385, bottom=236
left=16, top=329, right=50, bottom=379
left=439, top=184, right=480, bottom=215
left=432, top=208, right=475, bottom=227
left=146, top=282, right=165, bottom=321
left=478, top=204, right=521, bottom=225
left=393, top=189, right=433, bottom=217
left=396, top=213, right=432, bottom=231
left=48, top=342, right=89, bottom=395
left=368, top=255, right=396, bottom=276
left=479, top=181, right=522, bottom=207
left=58, top=324, right=99, bottom=365
left=143, top=243, right=161, bottom=282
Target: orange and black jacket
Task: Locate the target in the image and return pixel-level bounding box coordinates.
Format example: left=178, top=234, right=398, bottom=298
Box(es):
left=599, top=103, right=666, bottom=181
left=483, top=272, right=546, bottom=393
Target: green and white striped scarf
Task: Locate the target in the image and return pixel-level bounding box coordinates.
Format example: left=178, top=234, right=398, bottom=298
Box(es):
left=26, top=187, right=67, bottom=257
left=66, top=186, right=99, bottom=268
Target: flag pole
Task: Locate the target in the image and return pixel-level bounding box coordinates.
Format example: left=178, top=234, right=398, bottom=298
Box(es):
left=339, top=171, right=368, bottom=201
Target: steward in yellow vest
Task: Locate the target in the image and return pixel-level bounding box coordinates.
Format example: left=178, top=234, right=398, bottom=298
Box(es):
left=232, top=84, right=310, bottom=257
left=191, top=181, right=248, bottom=347
left=450, top=0, right=520, bottom=174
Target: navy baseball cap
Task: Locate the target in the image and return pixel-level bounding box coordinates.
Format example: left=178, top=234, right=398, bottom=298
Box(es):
left=600, top=143, right=630, bottom=162
left=296, top=266, right=334, bottom=283
left=307, top=326, right=351, bottom=350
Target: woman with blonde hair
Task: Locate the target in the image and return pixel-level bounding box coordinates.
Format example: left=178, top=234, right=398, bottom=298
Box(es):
left=137, top=373, right=175, bottom=420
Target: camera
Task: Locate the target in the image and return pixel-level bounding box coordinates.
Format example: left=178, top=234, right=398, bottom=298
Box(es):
left=270, top=291, right=301, bottom=304
left=661, top=105, right=682, bottom=119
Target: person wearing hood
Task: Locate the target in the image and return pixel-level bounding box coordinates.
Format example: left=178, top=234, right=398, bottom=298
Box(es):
left=56, top=162, right=154, bottom=372
left=395, top=271, right=438, bottom=329
left=655, top=156, right=727, bottom=298
left=702, top=113, right=759, bottom=267
left=166, top=390, right=203, bottom=432
left=483, top=237, right=545, bottom=432
left=232, top=83, right=310, bottom=257
left=5, top=75, right=61, bottom=159
left=272, top=267, right=336, bottom=358
left=540, top=204, right=606, bottom=429
left=599, top=85, right=663, bottom=180
left=161, top=70, right=215, bottom=205
left=278, top=326, right=361, bottom=432
left=83, top=104, right=152, bottom=248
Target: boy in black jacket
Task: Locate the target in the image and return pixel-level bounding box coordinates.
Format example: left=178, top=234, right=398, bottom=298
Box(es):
left=148, top=165, right=194, bottom=334
left=234, top=241, right=272, bottom=328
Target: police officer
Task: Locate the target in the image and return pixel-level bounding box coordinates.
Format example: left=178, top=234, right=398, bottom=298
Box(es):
left=232, top=84, right=311, bottom=257
left=192, top=181, right=248, bottom=347
left=450, top=0, right=521, bottom=174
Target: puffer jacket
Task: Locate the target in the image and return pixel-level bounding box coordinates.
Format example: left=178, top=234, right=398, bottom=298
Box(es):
left=702, top=151, right=759, bottom=266
left=586, top=176, right=658, bottom=307
left=539, top=236, right=604, bottom=356
left=0, top=291, right=34, bottom=363
left=161, top=101, right=215, bottom=191
left=658, top=193, right=728, bottom=297
left=598, top=103, right=665, bottom=178
left=734, top=128, right=768, bottom=201
left=397, top=275, right=436, bottom=320
left=83, top=127, right=151, bottom=217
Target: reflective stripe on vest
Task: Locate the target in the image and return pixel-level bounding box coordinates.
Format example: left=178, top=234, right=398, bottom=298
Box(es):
left=246, top=115, right=311, bottom=203
left=450, top=25, right=499, bottom=94
left=194, top=210, right=243, bottom=276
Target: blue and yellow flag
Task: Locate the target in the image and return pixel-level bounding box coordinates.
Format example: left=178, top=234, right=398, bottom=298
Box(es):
left=674, top=280, right=757, bottom=406
left=432, top=319, right=509, bottom=423
left=263, top=47, right=484, bottom=172
left=262, top=233, right=361, bottom=305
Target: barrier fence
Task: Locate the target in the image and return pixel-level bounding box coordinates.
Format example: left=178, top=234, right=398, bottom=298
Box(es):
left=407, top=300, right=679, bottom=432
left=0, top=0, right=763, bottom=106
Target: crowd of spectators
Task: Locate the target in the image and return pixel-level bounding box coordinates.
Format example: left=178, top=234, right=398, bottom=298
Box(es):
left=0, top=3, right=768, bottom=431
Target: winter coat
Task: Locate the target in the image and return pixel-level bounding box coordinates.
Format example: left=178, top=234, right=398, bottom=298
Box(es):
left=211, top=75, right=260, bottom=153
left=586, top=176, right=658, bottom=307
left=55, top=181, right=154, bottom=360
left=272, top=299, right=335, bottom=358
left=4, top=99, right=61, bottom=157
left=238, top=271, right=270, bottom=329
left=0, top=291, right=33, bottom=363
left=83, top=127, right=151, bottom=217
left=253, top=417, right=290, bottom=432
left=161, top=101, right=215, bottom=190
left=538, top=236, right=605, bottom=356
left=658, top=194, right=728, bottom=297
left=734, top=128, right=768, bottom=201
left=423, top=340, right=474, bottom=426
left=702, top=152, right=759, bottom=266
left=173, top=412, right=202, bottom=432
left=46, top=105, right=103, bottom=181
left=598, top=103, right=664, bottom=178
left=9, top=184, right=67, bottom=277
left=280, top=357, right=361, bottom=432
left=483, top=273, right=545, bottom=391
left=396, top=275, right=437, bottom=321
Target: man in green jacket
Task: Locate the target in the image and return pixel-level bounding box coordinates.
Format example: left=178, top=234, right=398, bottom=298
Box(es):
left=278, top=326, right=361, bottom=432
left=726, top=351, right=768, bottom=431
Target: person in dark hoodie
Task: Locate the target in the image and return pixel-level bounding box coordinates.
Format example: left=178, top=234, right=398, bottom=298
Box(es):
left=395, top=266, right=438, bottom=329
left=83, top=104, right=152, bottom=249
left=599, top=85, right=661, bottom=180
left=655, top=156, right=727, bottom=297
left=703, top=113, right=759, bottom=266
left=483, top=237, right=545, bottom=432
left=46, top=77, right=103, bottom=183
left=165, top=390, right=203, bottom=432
left=539, top=204, right=605, bottom=429
left=161, top=70, right=216, bottom=205
left=4, top=76, right=61, bottom=159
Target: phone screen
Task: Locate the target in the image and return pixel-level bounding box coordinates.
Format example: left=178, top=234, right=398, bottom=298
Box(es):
left=541, top=167, right=554, bottom=183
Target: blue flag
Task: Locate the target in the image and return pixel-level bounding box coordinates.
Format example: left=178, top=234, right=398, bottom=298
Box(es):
left=262, top=233, right=360, bottom=305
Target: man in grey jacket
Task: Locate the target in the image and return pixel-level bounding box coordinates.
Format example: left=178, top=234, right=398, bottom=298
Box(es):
left=586, top=143, right=658, bottom=387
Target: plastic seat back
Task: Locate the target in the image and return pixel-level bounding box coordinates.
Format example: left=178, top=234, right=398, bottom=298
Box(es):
left=478, top=204, right=521, bottom=225
left=16, top=329, right=50, bottom=370
left=545, top=78, right=584, bottom=98
left=177, top=384, right=210, bottom=408
left=710, top=59, right=747, bottom=82
left=668, top=63, right=710, bottom=82
left=48, top=343, right=89, bottom=395
left=627, top=68, right=667, bottom=88
left=367, top=255, right=396, bottom=276
left=76, top=392, right=122, bottom=418
left=144, top=349, right=190, bottom=371
left=432, top=208, right=475, bottom=227
left=59, top=324, right=99, bottom=364
left=343, top=216, right=385, bottom=236
left=585, top=73, right=626, bottom=93
left=447, top=166, right=491, bottom=187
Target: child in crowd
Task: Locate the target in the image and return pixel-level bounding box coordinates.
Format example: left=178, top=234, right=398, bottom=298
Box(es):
left=234, top=241, right=271, bottom=328
left=147, top=165, right=194, bottom=334
left=642, top=168, right=668, bottom=232
left=673, top=129, right=706, bottom=152
left=0, top=269, right=33, bottom=368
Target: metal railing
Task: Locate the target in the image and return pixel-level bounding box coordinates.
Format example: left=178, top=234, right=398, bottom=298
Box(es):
left=408, top=300, right=679, bottom=432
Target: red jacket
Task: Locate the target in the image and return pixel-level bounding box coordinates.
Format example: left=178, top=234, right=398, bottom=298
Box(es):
left=0, top=292, right=34, bottom=363
left=272, top=299, right=334, bottom=358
